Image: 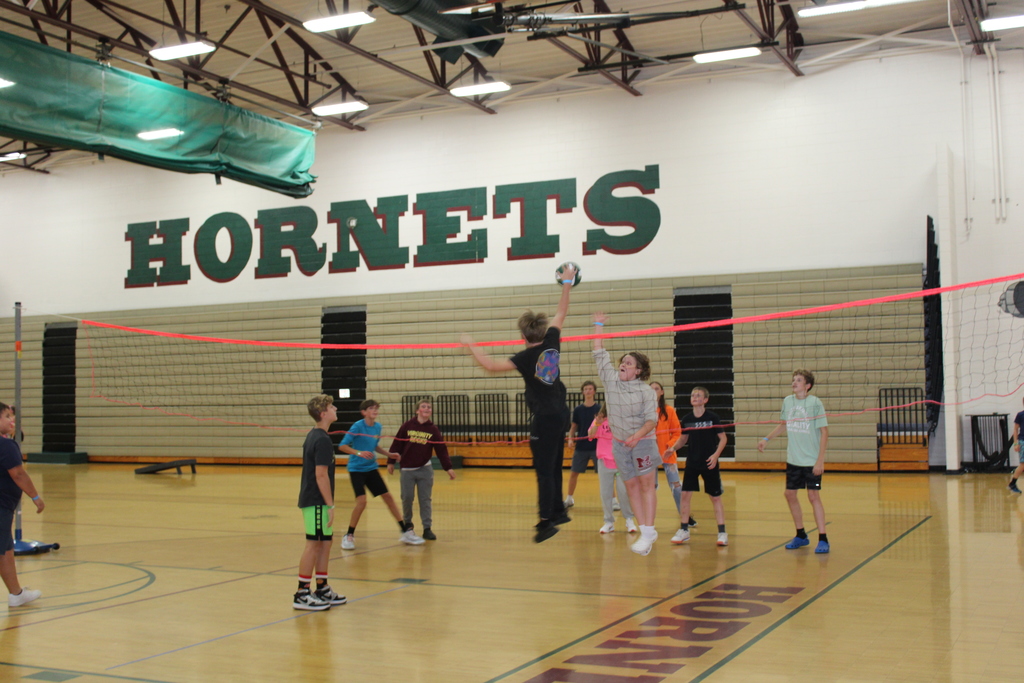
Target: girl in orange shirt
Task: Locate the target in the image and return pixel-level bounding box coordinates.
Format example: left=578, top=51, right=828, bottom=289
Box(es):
left=651, top=381, right=694, bottom=526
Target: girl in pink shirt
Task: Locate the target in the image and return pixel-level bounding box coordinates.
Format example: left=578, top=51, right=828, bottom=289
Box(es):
left=589, top=405, right=636, bottom=533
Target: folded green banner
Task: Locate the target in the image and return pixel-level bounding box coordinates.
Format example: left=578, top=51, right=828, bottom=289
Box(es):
left=0, top=29, right=316, bottom=197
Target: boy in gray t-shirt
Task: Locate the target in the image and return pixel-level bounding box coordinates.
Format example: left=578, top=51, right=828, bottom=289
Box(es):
left=758, top=370, right=830, bottom=554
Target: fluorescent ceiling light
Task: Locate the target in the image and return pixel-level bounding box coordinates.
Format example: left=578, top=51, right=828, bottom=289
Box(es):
left=303, top=12, right=375, bottom=32
left=138, top=128, right=184, bottom=141
left=149, top=40, right=216, bottom=61
left=444, top=5, right=495, bottom=15
left=981, top=15, right=1024, bottom=31
left=0, top=78, right=14, bottom=89
left=311, top=101, right=369, bottom=116
left=449, top=81, right=511, bottom=97
left=692, top=47, right=762, bottom=63
left=0, top=152, right=26, bottom=162
left=798, top=0, right=927, bottom=18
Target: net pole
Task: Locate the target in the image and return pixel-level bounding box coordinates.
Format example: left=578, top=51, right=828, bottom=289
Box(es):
left=12, top=302, right=57, bottom=555
left=13, top=302, right=23, bottom=544
left=14, top=302, right=20, bottom=446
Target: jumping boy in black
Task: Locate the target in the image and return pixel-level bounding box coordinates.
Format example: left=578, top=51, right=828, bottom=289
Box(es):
left=463, top=263, right=577, bottom=542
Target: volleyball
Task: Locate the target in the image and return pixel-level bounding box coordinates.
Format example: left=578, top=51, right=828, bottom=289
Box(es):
left=556, top=261, right=582, bottom=287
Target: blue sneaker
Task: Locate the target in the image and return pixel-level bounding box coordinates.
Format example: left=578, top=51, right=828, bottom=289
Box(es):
left=785, top=536, right=810, bottom=549
left=815, top=540, right=830, bottom=554
left=1009, top=482, right=1022, bottom=494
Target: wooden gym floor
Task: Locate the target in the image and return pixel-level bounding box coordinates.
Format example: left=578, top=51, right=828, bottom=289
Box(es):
left=0, top=464, right=1020, bottom=683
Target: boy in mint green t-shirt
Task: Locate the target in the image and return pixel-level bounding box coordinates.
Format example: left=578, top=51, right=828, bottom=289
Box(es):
left=757, top=370, right=830, bottom=554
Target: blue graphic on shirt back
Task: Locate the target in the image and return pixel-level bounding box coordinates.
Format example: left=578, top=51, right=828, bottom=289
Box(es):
left=535, top=349, right=560, bottom=385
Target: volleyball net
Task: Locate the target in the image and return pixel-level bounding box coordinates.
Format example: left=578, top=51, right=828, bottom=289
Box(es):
left=72, top=270, right=1024, bottom=462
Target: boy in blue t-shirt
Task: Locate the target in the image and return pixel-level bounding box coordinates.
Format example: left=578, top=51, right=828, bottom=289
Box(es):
left=337, top=399, right=423, bottom=549
left=1009, top=397, right=1024, bottom=493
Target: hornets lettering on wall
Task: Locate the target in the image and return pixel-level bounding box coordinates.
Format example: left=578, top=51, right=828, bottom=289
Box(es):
left=124, top=166, right=660, bottom=287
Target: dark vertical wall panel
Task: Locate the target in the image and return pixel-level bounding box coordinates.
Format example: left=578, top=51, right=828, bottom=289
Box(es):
left=42, top=325, right=77, bottom=452
left=321, top=308, right=367, bottom=447
left=674, top=291, right=734, bottom=459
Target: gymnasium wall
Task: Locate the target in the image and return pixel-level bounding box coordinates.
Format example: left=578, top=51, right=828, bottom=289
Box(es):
left=0, top=263, right=923, bottom=464
left=0, top=48, right=1021, bottom=458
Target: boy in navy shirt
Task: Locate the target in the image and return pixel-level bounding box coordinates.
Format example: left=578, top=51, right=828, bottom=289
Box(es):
left=1009, top=397, right=1024, bottom=493
left=0, top=402, right=44, bottom=607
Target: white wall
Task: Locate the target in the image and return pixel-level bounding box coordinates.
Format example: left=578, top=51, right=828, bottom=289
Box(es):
left=2, top=48, right=1022, bottom=454
left=1, top=51, right=984, bottom=315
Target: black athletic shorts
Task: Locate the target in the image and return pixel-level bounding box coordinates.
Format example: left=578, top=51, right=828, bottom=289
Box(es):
left=0, top=507, right=13, bottom=553
left=785, top=463, right=822, bottom=490
left=350, top=469, right=389, bottom=498
left=682, top=464, right=724, bottom=497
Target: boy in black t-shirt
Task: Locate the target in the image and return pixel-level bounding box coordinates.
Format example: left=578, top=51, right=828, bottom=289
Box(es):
left=667, top=387, right=729, bottom=546
left=294, top=394, right=347, bottom=611
left=463, top=263, right=577, bottom=542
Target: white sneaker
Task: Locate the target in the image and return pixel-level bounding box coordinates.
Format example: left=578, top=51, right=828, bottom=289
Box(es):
left=8, top=588, right=41, bottom=607
left=612, top=499, right=621, bottom=511
left=599, top=522, right=615, bottom=534
left=401, top=530, right=425, bottom=545
left=671, top=529, right=690, bottom=544
left=717, top=532, right=728, bottom=546
left=630, top=531, right=656, bottom=556
left=340, top=534, right=355, bottom=550
left=625, top=518, right=638, bottom=533
left=564, top=495, right=575, bottom=508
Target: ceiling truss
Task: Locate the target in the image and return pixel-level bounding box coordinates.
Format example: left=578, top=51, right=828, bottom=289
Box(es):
left=0, top=0, right=1000, bottom=175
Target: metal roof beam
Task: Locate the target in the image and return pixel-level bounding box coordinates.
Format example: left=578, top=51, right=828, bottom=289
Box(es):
left=232, top=0, right=496, bottom=115
left=544, top=36, right=642, bottom=95
left=730, top=3, right=803, bottom=75
left=0, top=0, right=364, bottom=130
left=951, top=0, right=986, bottom=55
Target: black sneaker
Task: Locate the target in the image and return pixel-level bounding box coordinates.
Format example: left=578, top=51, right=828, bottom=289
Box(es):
left=422, top=528, right=437, bottom=541
left=314, top=585, right=347, bottom=605
left=293, top=589, right=331, bottom=611
left=534, top=522, right=559, bottom=543
left=688, top=517, right=698, bottom=528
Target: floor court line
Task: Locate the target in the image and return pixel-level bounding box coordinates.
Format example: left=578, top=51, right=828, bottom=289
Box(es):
left=484, top=534, right=806, bottom=683
left=485, top=516, right=927, bottom=683
left=104, top=584, right=411, bottom=670
left=0, top=660, right=178, bottom=683
left=687, top=515, right=932, bottom=683
left=0, top=567, right=255, bottom=632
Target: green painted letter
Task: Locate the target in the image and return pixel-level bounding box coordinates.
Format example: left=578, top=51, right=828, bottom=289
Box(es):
left=329, top=196, right=410, bottom=272
left=194, top=213, right=253, bottom=283
left=494, top=179, right=576, bottom=260
left=124, top=218, right=191, bottom=288
left=413, top=188, right=488, bottom=266
left=583, top=165, right=661, bottom=255
left=254, top=206, right=325, bottom=278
